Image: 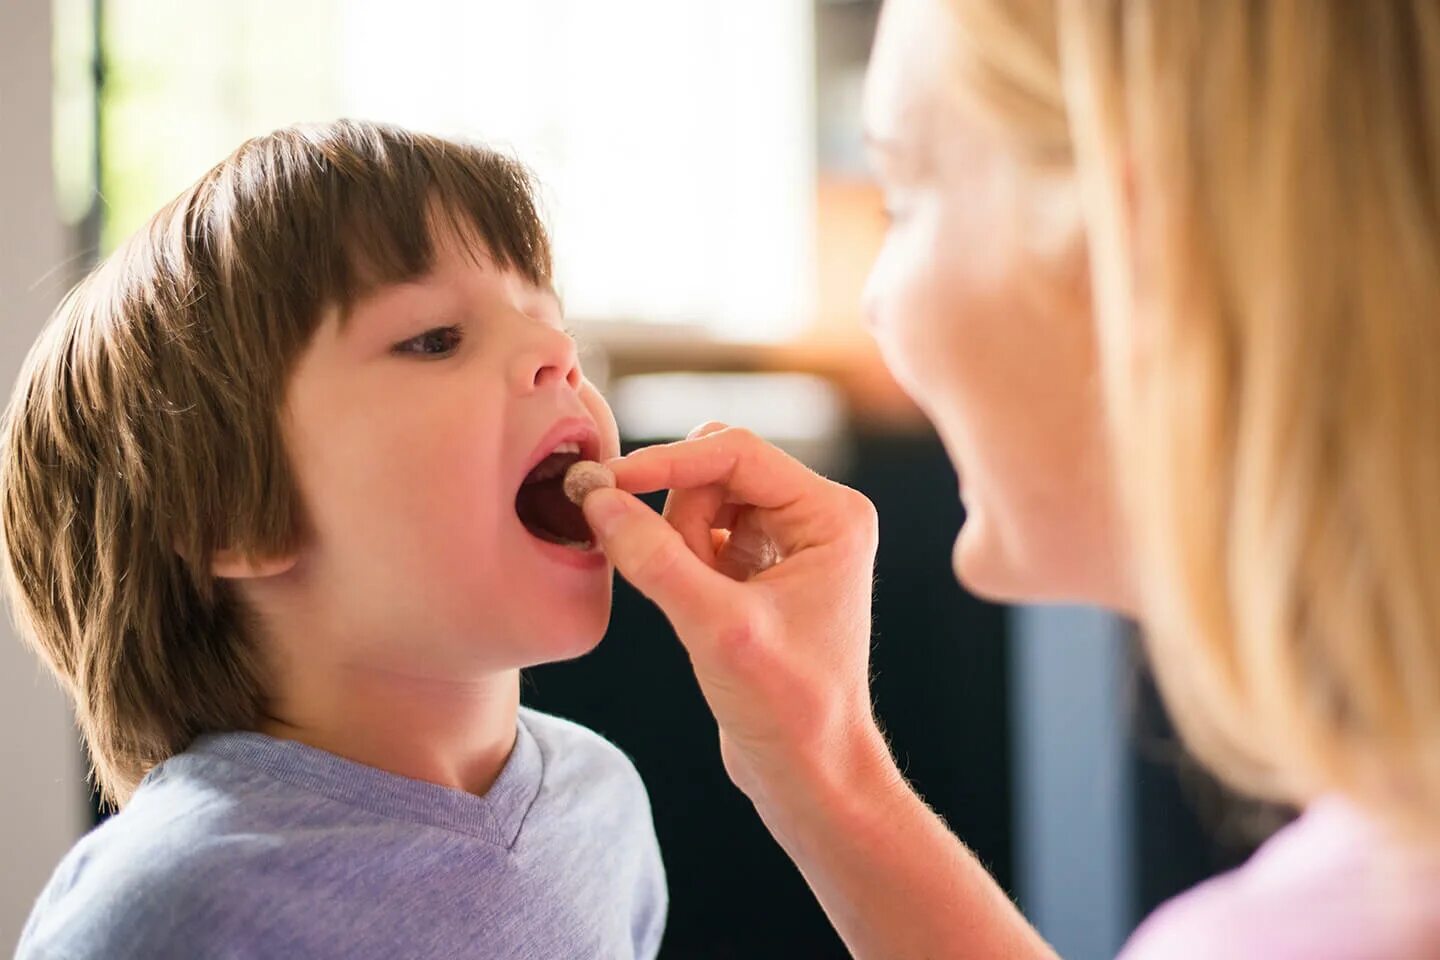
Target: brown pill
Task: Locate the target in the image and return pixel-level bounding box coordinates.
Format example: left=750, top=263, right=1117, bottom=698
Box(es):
left=563, top=460, right=617, bottom=506
left=723, top=527, right=781, bottom=573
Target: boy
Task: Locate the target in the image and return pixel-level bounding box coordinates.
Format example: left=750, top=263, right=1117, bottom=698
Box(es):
left=5, top=119, right=666, bottom=958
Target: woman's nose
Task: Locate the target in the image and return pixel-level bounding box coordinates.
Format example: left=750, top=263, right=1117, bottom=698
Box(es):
left=508, top=319, right=582, bottom=394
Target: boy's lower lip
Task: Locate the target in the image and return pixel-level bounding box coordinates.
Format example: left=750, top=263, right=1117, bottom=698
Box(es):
left=522, top=526, right=609, bottom=570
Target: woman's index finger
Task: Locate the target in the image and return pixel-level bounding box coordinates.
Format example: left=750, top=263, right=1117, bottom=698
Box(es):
left=605, top=429, right=816, bottom=510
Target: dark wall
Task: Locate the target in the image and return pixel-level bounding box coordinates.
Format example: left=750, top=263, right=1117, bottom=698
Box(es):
left=1129, top=669, right=1294, bottom=922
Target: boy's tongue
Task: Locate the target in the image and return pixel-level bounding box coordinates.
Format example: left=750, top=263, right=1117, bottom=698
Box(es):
left=516, top=454, right=595, bottom=545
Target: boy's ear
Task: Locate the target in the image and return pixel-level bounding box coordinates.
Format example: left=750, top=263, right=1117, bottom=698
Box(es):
left=208, top=547, right=298, bottom=580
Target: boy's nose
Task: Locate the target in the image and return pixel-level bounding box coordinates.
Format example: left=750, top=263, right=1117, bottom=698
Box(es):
left=509, top=322, right=583, bottom=395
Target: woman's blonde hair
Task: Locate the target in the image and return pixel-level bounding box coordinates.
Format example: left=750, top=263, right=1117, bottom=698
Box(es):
left=0, top=119, right=551, bottom=809
left=950, top=0, right=1440, bottom=835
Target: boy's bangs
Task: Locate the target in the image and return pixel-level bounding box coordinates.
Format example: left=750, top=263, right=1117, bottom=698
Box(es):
left=216, top=121, right=553, bottom=324
left=330, top=158, right=554, bottom=314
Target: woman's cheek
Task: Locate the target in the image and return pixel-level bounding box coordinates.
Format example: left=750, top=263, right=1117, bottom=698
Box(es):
left=868, top=233, right=952, bottom=411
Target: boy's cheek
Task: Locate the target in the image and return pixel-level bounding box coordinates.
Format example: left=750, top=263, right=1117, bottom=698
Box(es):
left=579, top=380, right=622, bottom=459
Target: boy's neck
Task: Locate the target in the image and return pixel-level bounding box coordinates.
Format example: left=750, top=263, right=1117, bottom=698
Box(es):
left=257, top=663, right=523, bottom=798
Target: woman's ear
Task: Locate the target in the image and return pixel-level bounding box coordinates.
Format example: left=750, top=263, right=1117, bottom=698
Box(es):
left=209, top=548, right=298, bottom=580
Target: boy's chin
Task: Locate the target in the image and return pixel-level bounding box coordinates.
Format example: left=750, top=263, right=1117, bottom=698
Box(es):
left=526, top=629, right=606, bottom=668
left=512, top=607, right=611, bottom=669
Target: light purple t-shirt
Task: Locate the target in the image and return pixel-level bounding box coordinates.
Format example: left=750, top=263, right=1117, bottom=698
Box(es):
left=17, top=707, right=668, bottom=959
left=1119, top=796, right=1440, bottom=959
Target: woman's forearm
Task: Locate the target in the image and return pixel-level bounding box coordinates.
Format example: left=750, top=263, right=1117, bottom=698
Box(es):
left=750, top=733, right=1060, bottom=960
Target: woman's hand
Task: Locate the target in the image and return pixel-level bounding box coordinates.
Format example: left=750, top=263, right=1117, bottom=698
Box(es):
left=582, top=423, right=1056, bottom=960
left=579, top=422, right=897, bottom=807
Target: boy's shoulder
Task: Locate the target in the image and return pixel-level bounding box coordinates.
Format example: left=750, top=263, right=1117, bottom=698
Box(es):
left=518, top=704, right=632, bottom=757
left=16, top=775, right=287, bottom=959
left=15, top=736, right=390, bottom=959
left=518, top=706, right=650, bottom=801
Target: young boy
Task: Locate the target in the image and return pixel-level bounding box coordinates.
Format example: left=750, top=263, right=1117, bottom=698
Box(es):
left=5, top=119, right=666, bottom=958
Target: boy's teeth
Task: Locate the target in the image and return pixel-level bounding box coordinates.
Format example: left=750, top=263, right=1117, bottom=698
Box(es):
left=551, top=441, right=582, bottom=455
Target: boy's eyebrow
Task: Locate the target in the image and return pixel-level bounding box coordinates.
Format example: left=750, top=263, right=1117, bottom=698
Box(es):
left=338, top=278, right=443, bottom=331
left=338, top=279, right=566, bottom=333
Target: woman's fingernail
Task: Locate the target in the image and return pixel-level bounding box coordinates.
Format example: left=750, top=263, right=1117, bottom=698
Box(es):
left=582, top=487, right=628, bottom=538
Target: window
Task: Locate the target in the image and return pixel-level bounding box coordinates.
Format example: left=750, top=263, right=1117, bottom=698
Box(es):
left=83, top=0, right=817, bottom=341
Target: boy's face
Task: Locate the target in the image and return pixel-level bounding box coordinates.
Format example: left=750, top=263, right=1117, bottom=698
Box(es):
left=274, top=228, right=621, bottom=675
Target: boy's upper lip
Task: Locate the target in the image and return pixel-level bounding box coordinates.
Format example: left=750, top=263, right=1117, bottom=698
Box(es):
left=519, top=417, right=602, bottom=487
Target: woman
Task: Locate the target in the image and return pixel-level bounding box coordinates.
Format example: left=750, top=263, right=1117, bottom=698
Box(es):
left=580, top=0, right=1440, bottom=956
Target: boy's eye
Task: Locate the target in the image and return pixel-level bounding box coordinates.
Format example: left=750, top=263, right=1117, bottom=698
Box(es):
left=393, top=325, right=463, bottom=358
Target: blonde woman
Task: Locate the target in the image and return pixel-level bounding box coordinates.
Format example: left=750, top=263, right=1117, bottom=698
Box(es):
left=576, top=0, right=1440, bottom=956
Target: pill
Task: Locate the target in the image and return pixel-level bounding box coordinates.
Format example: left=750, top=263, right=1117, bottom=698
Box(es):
left=563, top=460, right=617, bottom=506
left=723, top=526, right=781, bottom=574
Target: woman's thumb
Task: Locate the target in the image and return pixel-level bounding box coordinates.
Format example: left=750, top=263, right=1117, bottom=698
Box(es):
left=582, top=486, right=734, bottom=632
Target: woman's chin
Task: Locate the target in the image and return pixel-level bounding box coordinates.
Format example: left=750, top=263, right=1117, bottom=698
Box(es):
left=950, top=517, right=1039, bottom=605
left=952, top=514, right=1129, bottom=610
left=952, top=518, right=998, bottom=596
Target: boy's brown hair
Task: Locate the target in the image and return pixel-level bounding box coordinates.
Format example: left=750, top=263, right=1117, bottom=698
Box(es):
left=0, top=119, right=552, bottom=809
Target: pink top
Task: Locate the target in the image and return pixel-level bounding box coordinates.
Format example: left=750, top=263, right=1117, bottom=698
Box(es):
left=1118, top=796, right=1440, bottom=959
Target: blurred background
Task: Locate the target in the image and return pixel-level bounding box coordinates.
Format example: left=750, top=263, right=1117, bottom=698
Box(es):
left=1, top=1, right=1284, bottom=957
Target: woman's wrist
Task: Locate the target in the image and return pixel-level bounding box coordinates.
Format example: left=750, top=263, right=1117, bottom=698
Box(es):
left=740, top=716, right=1055, bottom=960
left=744, top=717, right=909, bottom=856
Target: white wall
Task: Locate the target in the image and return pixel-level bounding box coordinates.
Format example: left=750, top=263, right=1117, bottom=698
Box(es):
left=0, top=0, right=91, bottom=950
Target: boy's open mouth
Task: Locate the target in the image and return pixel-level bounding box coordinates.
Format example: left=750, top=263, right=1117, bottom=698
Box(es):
left=516, top=450, right=596, bottom=549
